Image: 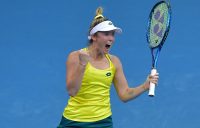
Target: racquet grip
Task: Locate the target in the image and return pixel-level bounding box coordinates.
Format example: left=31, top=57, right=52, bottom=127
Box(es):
left=148, top=68, right=157, bottom=97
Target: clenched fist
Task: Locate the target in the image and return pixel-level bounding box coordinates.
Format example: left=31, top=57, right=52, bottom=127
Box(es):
left=79, top=49, right=90, bottom=66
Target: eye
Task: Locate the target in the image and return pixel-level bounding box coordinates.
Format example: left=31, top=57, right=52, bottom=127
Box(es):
left=109, top=31, right=115, bottom=36
left=101, top=31, right=115, bottom=36
left=104, top=31, right=110, bottom=36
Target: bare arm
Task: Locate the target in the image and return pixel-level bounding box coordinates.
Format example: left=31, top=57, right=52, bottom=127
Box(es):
left=112, top=56, right=158, bottom=102
left=66, top=50, right=89, bottom=96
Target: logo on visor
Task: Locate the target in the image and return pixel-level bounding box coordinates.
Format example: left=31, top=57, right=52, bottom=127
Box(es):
left=108, top=22, right=113, bottom=25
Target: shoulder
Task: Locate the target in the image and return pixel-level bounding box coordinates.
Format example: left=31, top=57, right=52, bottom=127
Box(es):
left=66, top=49, right=82, bottom=63
left=68, top=50, right=79, bottom=57
left=68, top=48, right=86, bottom=58
left=108, top=54, right=122, bottom=69
left=67, top=50, right=78, bottom=60
left=108, top=54, right=120, bottom=62
left=68, top=48, right=86, bottom=57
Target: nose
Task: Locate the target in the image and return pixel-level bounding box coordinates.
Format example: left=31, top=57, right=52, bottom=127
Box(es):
left=108, top=34, right=114, bottom=42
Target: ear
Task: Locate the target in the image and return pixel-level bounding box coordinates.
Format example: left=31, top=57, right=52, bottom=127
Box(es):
left=91, top=34, right=97, bottom=42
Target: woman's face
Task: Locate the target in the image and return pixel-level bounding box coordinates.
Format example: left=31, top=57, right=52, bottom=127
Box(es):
left=92, top=30, right=115, bottom=54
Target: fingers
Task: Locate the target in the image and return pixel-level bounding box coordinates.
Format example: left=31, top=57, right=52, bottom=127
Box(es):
left=148, top=73, right=159, bottom=85
left=78, top=49, right=90, bottom=66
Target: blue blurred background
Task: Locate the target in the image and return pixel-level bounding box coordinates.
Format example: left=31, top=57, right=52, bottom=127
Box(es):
left=1, top=0, right=200, bottom=128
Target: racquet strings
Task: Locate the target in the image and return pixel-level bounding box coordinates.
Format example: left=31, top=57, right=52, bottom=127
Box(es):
left=149, top=2, right=169, bottom=48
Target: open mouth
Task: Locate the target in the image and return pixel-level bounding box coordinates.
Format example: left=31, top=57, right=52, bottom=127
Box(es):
left=105, top=44, right=111, bottom=49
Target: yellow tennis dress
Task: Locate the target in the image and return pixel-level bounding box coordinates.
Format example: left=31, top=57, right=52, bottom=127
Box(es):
left=63, top=48, right=116, bottom=122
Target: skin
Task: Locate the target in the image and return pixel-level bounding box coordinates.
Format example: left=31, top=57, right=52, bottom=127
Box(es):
left=66, top=30, right=159, bottom=102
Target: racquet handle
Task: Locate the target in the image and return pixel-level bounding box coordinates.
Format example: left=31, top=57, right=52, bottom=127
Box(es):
left=148, top=68, right=157, bottom=97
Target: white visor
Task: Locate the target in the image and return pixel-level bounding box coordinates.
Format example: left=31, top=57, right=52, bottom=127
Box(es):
left=88, top=20, right=122, bottom=40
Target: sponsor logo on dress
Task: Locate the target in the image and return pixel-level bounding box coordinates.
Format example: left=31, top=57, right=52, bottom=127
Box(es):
left=106, top=72, right=111, bottom=77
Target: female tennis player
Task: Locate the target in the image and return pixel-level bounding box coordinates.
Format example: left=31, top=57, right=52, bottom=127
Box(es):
left=57, top=7, right=159, bottom=128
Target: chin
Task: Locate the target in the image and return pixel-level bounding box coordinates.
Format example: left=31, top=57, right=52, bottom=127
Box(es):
left=104, top=49, right=110, bottom=54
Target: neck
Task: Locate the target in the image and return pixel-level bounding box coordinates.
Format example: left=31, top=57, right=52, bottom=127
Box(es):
left=88, top=45, right=104, bottom=60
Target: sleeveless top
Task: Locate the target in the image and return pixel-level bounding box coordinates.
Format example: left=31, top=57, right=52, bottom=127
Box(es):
left=63, top=48, right=116, bottom=122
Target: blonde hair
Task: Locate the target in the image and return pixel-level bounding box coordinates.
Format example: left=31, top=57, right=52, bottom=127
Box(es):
left=88, top=7, right=108, bottom=43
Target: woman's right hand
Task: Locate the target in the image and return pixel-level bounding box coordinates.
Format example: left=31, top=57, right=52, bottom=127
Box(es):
left=78, top=49, right=90, bottom=66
